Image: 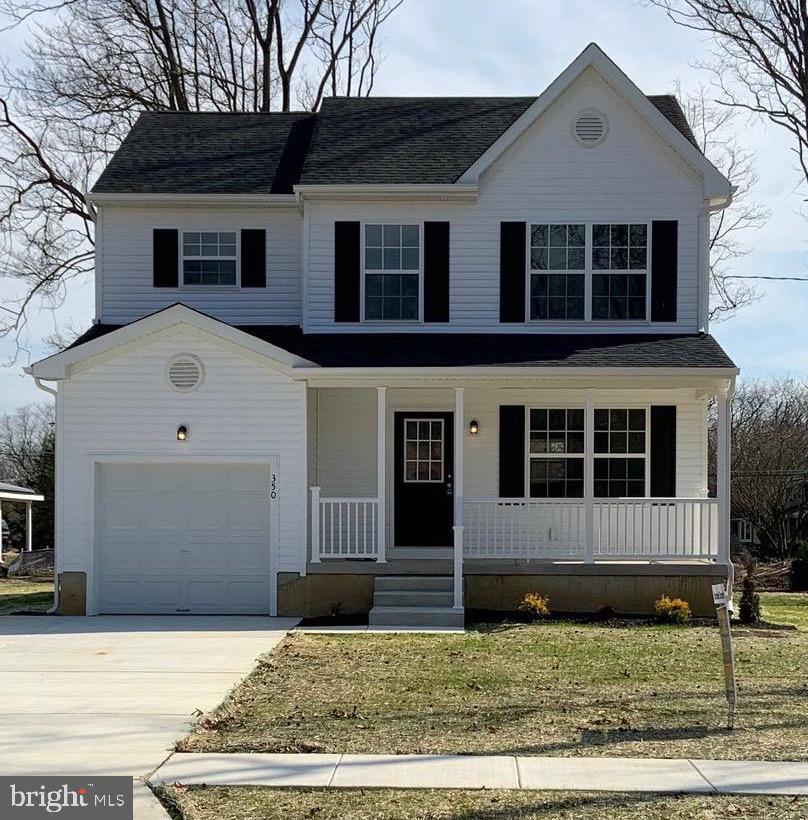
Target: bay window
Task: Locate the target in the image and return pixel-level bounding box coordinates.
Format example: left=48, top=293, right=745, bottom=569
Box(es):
left=364, top=224, right=420, bottom=320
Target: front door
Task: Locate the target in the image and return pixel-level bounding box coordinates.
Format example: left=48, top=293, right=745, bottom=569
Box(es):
left=394, top=412, right=454, bottom=547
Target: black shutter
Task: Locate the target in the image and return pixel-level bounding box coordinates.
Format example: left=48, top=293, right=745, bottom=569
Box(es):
left=500, top=222, right=526, bottom=322
left=651, top=221, right=678, bottom=322
left=424, top=221, right=450, bottom=322
left=153, top=229, right=178, bottom=288
left=499, top=405, right=526, bottom=497
left=334, top=221, right=360, bottom=322
left=241, top=229, right=266, bottom=287
left=650, top=405, right=677, bottom=497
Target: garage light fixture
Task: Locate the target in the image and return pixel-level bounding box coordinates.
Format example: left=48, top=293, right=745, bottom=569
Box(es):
left=176, top=424, right=188, bottom=442
left=469, top=419, right=479, bottom=435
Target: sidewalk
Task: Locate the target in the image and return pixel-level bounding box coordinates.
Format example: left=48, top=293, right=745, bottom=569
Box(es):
left=151, top=752, right=808, bottom=795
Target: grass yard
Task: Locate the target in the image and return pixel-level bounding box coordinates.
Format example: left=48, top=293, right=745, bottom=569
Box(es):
left=0, top=577, right=53, bottom=615
left=180, top=593, right=808, bottom=761
left=158, top=786, right=808, bottom=820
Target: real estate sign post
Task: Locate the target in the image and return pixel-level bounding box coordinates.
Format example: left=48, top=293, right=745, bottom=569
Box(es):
left=712, top=582, right=737, bottom=729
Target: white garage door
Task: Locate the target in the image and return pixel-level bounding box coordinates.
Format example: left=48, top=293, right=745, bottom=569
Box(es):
left=95, top=463, right=271, bottom=614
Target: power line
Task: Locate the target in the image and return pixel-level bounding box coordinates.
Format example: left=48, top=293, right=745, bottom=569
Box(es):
left=723, top=275, right=808, bottom=282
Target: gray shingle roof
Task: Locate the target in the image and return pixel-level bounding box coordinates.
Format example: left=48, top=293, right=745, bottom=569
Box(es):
left=91, top=95, right=698, bottom=193
left=68, top=320, right=734, bottom=369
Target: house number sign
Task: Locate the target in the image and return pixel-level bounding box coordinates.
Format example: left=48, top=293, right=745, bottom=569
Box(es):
left=270, top=473, right=277, bottom=500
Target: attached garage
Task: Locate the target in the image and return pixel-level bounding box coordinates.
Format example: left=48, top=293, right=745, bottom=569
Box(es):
left=95, top=463, right=272, bottom=614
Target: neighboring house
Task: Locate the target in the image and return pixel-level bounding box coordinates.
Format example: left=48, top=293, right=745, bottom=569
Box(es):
left=28, top=44, right=737, bottom=623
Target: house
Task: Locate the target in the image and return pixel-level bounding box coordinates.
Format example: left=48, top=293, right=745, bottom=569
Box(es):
left=27, top=44, right=737, bottom=624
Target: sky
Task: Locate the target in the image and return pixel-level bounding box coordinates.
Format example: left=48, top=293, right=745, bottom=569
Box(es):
left=1, top=0, right=807, bottom=414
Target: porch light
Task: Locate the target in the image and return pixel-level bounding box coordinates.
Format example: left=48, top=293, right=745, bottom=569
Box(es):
left=176, top=424, right=188, bottom=441
left=469, top=419, right=479, bottom=435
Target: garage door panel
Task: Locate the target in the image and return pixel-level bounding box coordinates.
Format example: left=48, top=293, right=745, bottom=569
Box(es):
left=96, top=463, right=272, bottom=614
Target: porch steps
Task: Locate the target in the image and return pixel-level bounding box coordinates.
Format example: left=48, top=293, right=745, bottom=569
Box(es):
left=369, top=576, right=464, bottom=628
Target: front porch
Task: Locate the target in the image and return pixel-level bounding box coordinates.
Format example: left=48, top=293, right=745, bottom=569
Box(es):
left=303, top=375, right=733, bottom=618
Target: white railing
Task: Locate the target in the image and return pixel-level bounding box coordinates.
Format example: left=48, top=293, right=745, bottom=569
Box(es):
left=311, top=487, right=378, bottom=560
left=463, top=497, right=719, bottom=561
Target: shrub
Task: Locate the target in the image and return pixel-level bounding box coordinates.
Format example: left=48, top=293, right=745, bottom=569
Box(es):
left=739, top=564, right=762, bottom=624
left=792, top=544, right=808, bottom=591
left=518, top=591, right=551, bottom=620
left=595, top=604, right=617, bottom=621
left=654, top=595, right=692, bottom=625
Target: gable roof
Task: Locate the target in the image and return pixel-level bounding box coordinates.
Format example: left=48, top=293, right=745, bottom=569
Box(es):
left=92, top=112, right=315, bottom=195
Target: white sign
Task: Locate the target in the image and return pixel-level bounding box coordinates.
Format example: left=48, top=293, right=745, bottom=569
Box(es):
left=712, top=583, right=728, bottom=606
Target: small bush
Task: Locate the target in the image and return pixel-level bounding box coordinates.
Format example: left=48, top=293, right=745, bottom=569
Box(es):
left=792, top=544, right=808, bottom=591
left=595, top=604, right=617, bottom=621
left=739, top=564, right=762, bottom=624
left=654, top=595, right=692, bottom=625
left=518, top=591, right=551, bottom=620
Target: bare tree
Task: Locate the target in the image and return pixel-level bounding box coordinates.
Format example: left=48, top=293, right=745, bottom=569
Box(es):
left=710, top=378, right=808, bottom=559
left=677, top=84, right=769, bottom=320
left=651, top=0, right=808, bottom=192
left=0, top=0, right=402, bottom=345
left=0, top=402, right=55, bottom=550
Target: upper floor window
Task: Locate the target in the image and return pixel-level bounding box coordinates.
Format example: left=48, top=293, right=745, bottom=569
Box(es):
left=364, top=224, right=420, bottom=321
left=183, top=231, right=237, bottom=286
left=530, top=224, right=585, bottom=321
left=592, top=224, right=647, bottom=321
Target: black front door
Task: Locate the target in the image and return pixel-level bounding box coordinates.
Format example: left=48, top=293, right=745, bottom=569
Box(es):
left=394, top=412, right=454, bottom=547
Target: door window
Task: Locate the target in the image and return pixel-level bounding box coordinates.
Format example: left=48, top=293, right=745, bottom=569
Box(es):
left=403, top=418, right=444, bottom=482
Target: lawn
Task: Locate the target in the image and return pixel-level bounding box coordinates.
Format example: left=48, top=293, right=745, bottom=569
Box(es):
left=180, top=593, right=808, bottom=761
left=159, top=786, right=807, bottom=820
left=0, top=577, right=53, bottom=614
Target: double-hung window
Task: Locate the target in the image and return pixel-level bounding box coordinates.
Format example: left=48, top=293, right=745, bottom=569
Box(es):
left=592, top=224, right=647, bottom=320
left=593, top=408, right=647, bottom=497
left=529, top=224, right=585, bottom=320
left=183, top=232, right=237, bottom=286
left=364, top=224, right=420, bottom=320
left=528, top=408, right=585, bottom=498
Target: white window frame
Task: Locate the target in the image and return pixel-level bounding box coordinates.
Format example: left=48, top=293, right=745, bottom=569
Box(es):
left=403, top=417, right=445, bottom=483
left=527, top=223, right=587, bottom=322
left=526, top=406, right=586, bottom=499
left=360, top=222, right=423, bottom=323
left=524, top=221, right=652, bottom=325
left=181, top=230, right=239, bottom=289
left=592, top=405, right=650, bottom=499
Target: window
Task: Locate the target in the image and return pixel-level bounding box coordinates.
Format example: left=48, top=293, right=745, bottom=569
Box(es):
left=592, top=224, right=647, bottom=320
left=530, top=224, right=585, bottom=320
left=364, top=224, right=420, bottom=320
left=593, top=408, right=647, bottom=497
left=529, top=408, right=585, bottom=498
left=404, top=419, right=444, bottom=482
left=183, top=231, right=237, bottom=286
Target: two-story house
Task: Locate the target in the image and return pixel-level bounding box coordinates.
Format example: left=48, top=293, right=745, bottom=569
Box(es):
left=28, top=44, right=737, bottom=625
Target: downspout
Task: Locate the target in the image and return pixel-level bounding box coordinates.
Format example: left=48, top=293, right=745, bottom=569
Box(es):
left=32, top=376, right=60, bottom=614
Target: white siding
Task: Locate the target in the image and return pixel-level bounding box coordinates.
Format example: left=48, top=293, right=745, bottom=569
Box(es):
left=58, top=328, right=308, bottom=613
left=313, top=385, right=708, bottom=546
left=305, top=69, right=704, bottom=333
left=98, top=206, right=302, bottom=324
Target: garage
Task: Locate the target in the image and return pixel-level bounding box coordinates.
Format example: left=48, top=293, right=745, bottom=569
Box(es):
left=95, top=463, right=272, bottom=614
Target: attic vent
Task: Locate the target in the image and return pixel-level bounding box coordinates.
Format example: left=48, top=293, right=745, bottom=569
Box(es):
left=572, top=109, right=608, bottom=147
left=167, top=354, right=204, bottom=392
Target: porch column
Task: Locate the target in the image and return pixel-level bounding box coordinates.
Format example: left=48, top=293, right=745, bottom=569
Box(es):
left=376, top=386, right=387, bottom=564
left=584, top=390, right=594, bottom=563
left=452, top=387, right=464, bottom=609
left=717, top=383, right=732, bottom=563
left=25, top=501, right=33, bottom=552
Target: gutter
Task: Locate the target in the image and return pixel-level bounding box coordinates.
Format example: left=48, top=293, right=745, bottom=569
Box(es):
left=294, top=183, right=479, bottom=202
left=87, top=192, right=299, bottom=207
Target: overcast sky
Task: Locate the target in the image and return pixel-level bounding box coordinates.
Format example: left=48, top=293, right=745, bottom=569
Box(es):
left=1, top=0, right=807, bottom=413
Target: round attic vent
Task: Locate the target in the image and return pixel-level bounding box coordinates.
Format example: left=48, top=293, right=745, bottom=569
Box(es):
left=167, top=354, right=204, bottom=392
left=572, top=109, right=608, bottom=146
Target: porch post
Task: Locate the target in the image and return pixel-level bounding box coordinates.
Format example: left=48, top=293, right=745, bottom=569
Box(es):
left=453, top=387, right=464, bottom=609
left=717, top=383, right=732, bottom=563
left=584, top=390, right=594, bottom=563
left=376, top=386, right=387, bottom=564
left=310, top=486, right=321, bottom=563
left=25, top=502, right=33, bottom=552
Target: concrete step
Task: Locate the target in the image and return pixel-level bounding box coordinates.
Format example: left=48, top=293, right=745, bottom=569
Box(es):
left=373, top=590, right=454, bottom=608
left=374, top=575, right=453, bottom=592
left=368, top=606, right=465, bottom=628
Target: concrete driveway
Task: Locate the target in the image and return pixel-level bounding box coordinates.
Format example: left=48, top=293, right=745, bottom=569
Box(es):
left=1, top=615, right=296, bottom=777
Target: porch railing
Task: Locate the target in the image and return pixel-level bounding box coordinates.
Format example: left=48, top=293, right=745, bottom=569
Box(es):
left=311, top=487, right=378, bottom=561
left=463, top=497, right=720, bottom=561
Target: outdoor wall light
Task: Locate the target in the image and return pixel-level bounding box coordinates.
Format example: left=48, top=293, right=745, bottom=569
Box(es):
left=469, top=419, right=479, bottom=435
left=176, top=424, right=188, bottom=441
